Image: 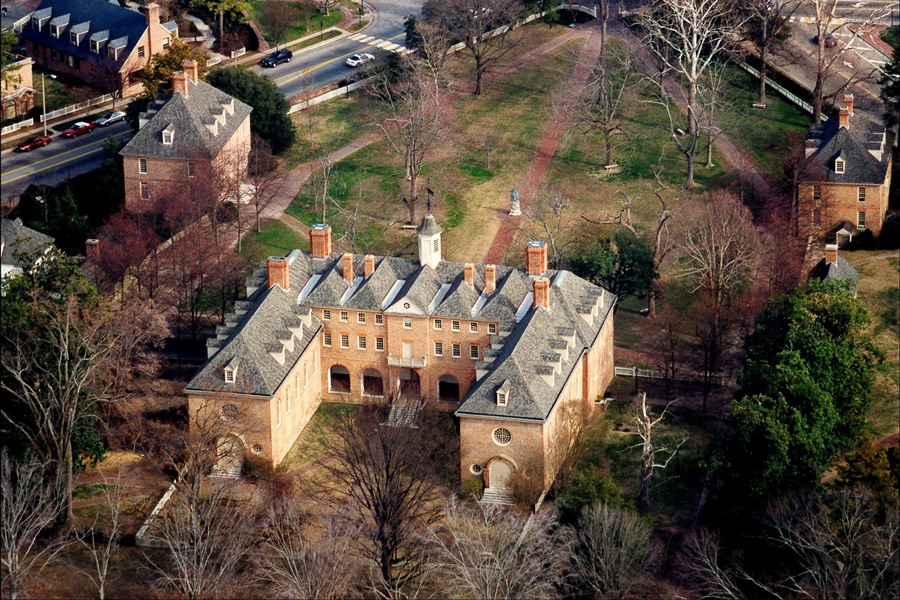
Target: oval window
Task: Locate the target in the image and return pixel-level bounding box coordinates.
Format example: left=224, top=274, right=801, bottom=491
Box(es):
left=470, top=464, right=483, bottom=475
left=492, top=428, right=512, bottom=446
left=251, top=444, right=263, bottom=454
left=220, top=404, right=238, bottom=423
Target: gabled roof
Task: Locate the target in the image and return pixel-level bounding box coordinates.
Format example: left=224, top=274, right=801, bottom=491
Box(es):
left=804, top=114, right=892, bottom=185
left=809, top=256, right=860, bottom=291
left=1, top=217, right=54, bottom=267
left=119, top=78, right=252, bottom=160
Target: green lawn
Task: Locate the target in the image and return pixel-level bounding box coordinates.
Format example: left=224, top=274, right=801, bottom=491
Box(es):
left=279, top=401, right=362, bottom=470
left=239, top=218, right=309, bottom=265
left=248, top=1, right=343, bottom=45
left=285, top=95, right=379, bottom=168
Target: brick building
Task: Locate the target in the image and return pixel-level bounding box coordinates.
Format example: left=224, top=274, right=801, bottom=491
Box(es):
left=185, top=217, right=616, bottom=497
left=799, top=94, right=894, bottom=241
left=1, top=55, right=34, bottom=121
left=118, top=60, right=252, bottom=212
left=21, top=0, right=176, bottom=98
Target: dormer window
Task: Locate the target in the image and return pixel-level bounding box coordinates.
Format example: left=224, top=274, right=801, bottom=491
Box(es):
left=162, top=123, right=174, bottom=145
left=70, top=30, right=79, bottom=45
left=835, top=157, right=845, bottom=174
left=497, top=390, right=508, bottom=406
left=51, top=24, right=62, bottom=37
left=224, top=364, right=237, bottom=383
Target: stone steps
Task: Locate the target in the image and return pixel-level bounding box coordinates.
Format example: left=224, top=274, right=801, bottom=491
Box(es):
left=480, top=487, right=515, bottom=506
left=384, top=399, right=423, bottom=428
left=209, top=463, right=241, bottom=479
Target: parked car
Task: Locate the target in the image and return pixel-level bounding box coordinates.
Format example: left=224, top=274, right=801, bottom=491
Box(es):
left=262, top=49, right=293, bottom=68
left=813, top=34, right=838, bottom=48
left=345, top=53, right=375, bottom=68
left=94, top=111, right=126, bottom=127
left=14, top=136, right=53, bottom=152
left=61, top=121, right=96, bottom=138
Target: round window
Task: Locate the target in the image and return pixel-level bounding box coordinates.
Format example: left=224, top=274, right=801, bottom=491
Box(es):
left=403, top=302, right=411, bottom=309
left=220, top=404, right=238, bottom=423
left=492, top=428, right=512, bottom=446
left=470, top=464, right=483, bottom=475
left=251, top=444, right=263, bottom=455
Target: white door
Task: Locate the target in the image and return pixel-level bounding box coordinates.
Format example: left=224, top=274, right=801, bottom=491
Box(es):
left=489, top=459, right=514, bottom=490
left=402, top=341, right=414, bottom=358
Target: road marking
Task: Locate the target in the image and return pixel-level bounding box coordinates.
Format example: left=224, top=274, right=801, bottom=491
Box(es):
left=1, top=139, right=126, bottom=184
left=1, top=131, right=131, bottom=178
left=383, top=42, right=399, bottom=50
left=359, top=35, right=375, bottom=43
left=273, top=33, right=406, bottom=88
left=349, top=33, right=365, bottom=41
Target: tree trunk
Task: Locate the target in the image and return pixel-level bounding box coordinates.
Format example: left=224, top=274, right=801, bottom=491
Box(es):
left=61, top=439, right=74, bottom=527
left=812, top=57, right=825, bottom=125
left=647, top=286, right=656, bottom=318
left=219, top=10, right=224, bottom=48
left=757, top=44, right=769, bottom=106
left=638, top=456, right=651, bottom=508
left=474, top=55, right=484, bottom=95
left=686, top=83, right=698, bottom=187
left=604, top=129, right=614, bottom=166
left=685, top=152, right=695, bottom=188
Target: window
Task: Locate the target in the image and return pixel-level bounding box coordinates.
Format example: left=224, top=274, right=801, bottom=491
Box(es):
left=433, top=238, right=440, bottom=252
left=340, top=334, right=349, bottom=349
left=163, top=37, right=169, bottom=49
left=285, top=387, right=291, bottom=413
left=858, top=187, right=866, bottom=202
left=276, top=397, right=281, bottom=427
left=323, top=331, right=332, bottom=347
left=140, top=182, right=149, bottom=200
left=188, top=162, right=196, bottom=178
left=813, top=185, right=821, bottom=200
left=295, top=373, right=299, bottom=399
left=90, top=39, right=100, bottom=53
left=139, top=158, right=148, bottom=174
left=224, top=367, right=236, bottom=383
left=358, top=336, right=367, bottom=350
left=375, top=337, right=385, bottom=352
left=470, top=322, right=478, bottom=333
left=303, top=362, right=308, bottom=387
left=492, top=428, right=512, bottom=446
left=813, top=209, right=821, bottom=227
left=69, top=31, right=77, bottom=45
left=403, top=318, right=412, bottom=329
left=375, top=313, right=383, bottom=325
left=488, top=323, right=497, bottom=335
left=470, top=344, right=479, bottom=360
left=323, top=309, right=331, bottom=321
left=497, top=391, right=508, bottom=406
left=51, top=25, right=61, bottom=38
left=451, top=320, right=460, bottom=332
left=452, top=343, right=461, bottom=358
left=358, top=312, right=366, bottom=324
left=313, top=350, right=317, bottom=374
left=434, top=342, right=443, bottom=357
left=434, top=319, right=442, bottom=331
left=470, top=464, right=483, bottom=475
left=51, top=49, right=58, bottom=62
left=340, top=311, right=348, bottom=322
left=67, top=55, right=78, bottom=68
left=220, top=404, right=238, bottom=422
left=835, top=158, right=845, bottom=174
left=138, top=45, right=145, bottom=58
left=162, top=131, right=173, bottom=145
left=857, top=211, right=866, bottom=230
left=251, top=444, right=262, bottom=454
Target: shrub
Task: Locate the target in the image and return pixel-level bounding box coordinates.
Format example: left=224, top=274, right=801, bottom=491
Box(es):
left=462, top=476, right=484, bottom=500
left=556, top=463, right=623, bottom=524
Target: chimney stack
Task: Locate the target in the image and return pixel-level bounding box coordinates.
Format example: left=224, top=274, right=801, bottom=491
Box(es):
left=839, top=105, right=850, bottom=129
left=464, top=263, right=474, bottom=287
left=267, top=256, right=290, bottom=290
left=342, top=253, right=354, bottom=284
left=145, top=2, right=160, bottom=26
left=824, top=243, right=838, bottom=265
left=85, top=238, right=100, bottom=262
left=172, top=71, right=189, bottom=97
left=309, top=224, right=332, bottom=259
left=532, top=277, right=550, bottom=309
left=364, top=254, right=376, bottom=278
left=182, top=59, right=198, bottom=84
left=525, top=241, right=548, bottom=276
left=484, top=264, right=496, bottom=295
left=843, top=93, right=854, bottom=116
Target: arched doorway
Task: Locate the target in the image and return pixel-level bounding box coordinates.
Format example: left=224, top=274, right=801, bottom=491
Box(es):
left=488, top=458, right=514, bottom=490
left=215, top=435, right=244, bottom=478
left=397, top=368, right=420, bottom=399
left=438, top=374, right=460, bottom=402
left=329, top=364, right=351, bottom=394
left=362, top=368, right=384, bottom=397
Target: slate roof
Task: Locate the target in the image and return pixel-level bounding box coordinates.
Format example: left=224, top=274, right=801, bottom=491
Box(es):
left=20, top=0, right=167, bottom=68
left=810, top=256, right=860, bottom=292
left=1, top=217, right=54, bottom=267
left=804, top=113, right=893, bottom=185
left=120, top=78, right=252, bottom=160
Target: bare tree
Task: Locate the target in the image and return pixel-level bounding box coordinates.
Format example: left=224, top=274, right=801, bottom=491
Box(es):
left=520, top=186, right=584, bottom=269
left=1, top=448, right=68, bottom=600
left=700, top=60, right=728, bottom=169
left=641, top=0, right=742, bottom=187
left=680, top=528, right=757, bottom=600
left=258, top=1, right=297, bottom=49
left=318, top=0, right=338, bottom=17
left=630, top=393, right=687, bottom=509
left=424, top=497, right=569, bottom=599
left=247, top=133, right=283, bottom=233
left=741, top=0, right=803, bottom=107
left=424, top=0, right=524, bottom=95
left=570, top=501, right=661, bottom=600
left=648, top=307, right=687, bottom=400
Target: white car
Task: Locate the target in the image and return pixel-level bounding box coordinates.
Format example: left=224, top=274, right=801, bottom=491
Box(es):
left=345, top=53, right=375, bottom=67
left=94, top=111, right=126, bottom=127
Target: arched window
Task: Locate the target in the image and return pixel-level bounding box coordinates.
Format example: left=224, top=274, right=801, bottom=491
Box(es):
left=329, top=365, right=351, bottom=394
left=438, top=374, right=460, bottom=402
left=362, top=368, right=384, bottom=397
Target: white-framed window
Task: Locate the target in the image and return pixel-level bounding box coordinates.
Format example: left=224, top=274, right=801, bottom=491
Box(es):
left=492, top=428, right=512, bottom=446
left=496, top=390, right=508, bottom=406
left=323, top=331, right=332, bottom=347
left=451, top=320, right=460, bottom=332
left=403, top=318, right=412, bottom=329
left=69, top=31, right=78, bottom=45
left=67, top=55, right=76, bottom=68
left=139, top=158, right=148, bottom=174
left=835, top=158, right=845, bottom=174
left=323, top=309, right=331, bottom=321
left=340, top=334, right=349, bottom=349
left=140, top=182, right=149, bottom=200
left=286, top=387, right=291, bottom=413
left=857, top=211, right=866, bottom=230
left=220, top=404, right=238, bottom=422
left=358, top=336, right=367, bottom=350
left=295, top=373, right=299, bottom=399
left=452, top=343, right=461, bottom=358
left=434, top=342, right=443, bottom=357
left=375, top=313, right=383, bottom=325
left=90, top=39, right=100, bottom=53
left=276, top=397, right=281, bottom=427
left=488, top=323, right=497, bottom=335
left=251, top=444, right=262, bottom=454
left=224, top=367, right=236, bottom=383
left=340, top=311, right=348, bottom=322
left=470, top=344, right=479, bottom=360
left=858, top=187, right=866, bottom=202
left=358, top=312, right=366, bottom=324
left=138, top=45, right=145, bottom=58
left=470, top=464, right=483, bottom=475
left=813, top=185, right=821, bottom=200
left=469, top=322, right=478, bottom=333
left=162, top=130, right=173, bottom=145
left=433, top=239, right=440, bottom=252
left=188, top=162, right=196, bottom=178
left=163, top=37, right=170, bottom=49
left=375, top=337, right=385, bottom=352
left=434, top=319, right=442, bottom=331
left=303, top=362, right=309, bottom=387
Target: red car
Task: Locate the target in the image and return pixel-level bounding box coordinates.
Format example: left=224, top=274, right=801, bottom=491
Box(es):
left=62, top=121, right=95, bottom=138
left=14, top=136, right=53, bottom=152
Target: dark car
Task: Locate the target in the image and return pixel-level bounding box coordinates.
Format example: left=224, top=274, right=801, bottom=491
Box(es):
left=61, top=121, right=96, bottom=138
left=262, top=49, right=293, bottom=68
left=15, top=136, right=53, bottom=152
left=813, top=34, right=838, bottom=48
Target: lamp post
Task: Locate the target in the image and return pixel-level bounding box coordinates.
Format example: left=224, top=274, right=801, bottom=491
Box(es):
left=41, top=73, right=47, bottom=136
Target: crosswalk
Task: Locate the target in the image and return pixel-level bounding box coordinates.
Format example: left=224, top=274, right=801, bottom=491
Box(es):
left=348, top=33, right=413, bottom=55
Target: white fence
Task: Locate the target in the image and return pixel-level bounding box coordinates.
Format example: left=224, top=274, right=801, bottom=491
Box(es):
left=135, top=479, right=177, bottom=548
left=614, top=365, right=726, bottom=386
left=1, top=118, right=34, bottom=136
left=230, top=47, right=246, bottom=59
left=40, top=93, right=115, bottom=122
left=207, top=55, right=223, bottom=66
left=288, top=78, right=370, bottom=113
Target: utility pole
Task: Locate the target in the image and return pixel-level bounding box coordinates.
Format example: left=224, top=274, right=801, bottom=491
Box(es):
left=41, top=73, right=47, bottom=136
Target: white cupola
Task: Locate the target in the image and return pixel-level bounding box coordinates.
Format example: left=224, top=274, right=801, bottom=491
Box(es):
left=417, top=214, right=442, bottom=269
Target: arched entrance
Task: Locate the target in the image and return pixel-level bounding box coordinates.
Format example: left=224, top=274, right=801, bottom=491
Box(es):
left=215, top=435, right=244, bottom=478
left=397, top=368, right=420, bottom=399
left=438, top=374, right=460, bottom=402
left=488, top=458, right=514, bottom=491
left=362, top=368, right=384, bottom=397
left=329, top=364, right=351, bottom=394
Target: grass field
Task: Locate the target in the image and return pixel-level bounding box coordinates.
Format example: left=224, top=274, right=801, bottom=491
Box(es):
left=247, top=1, right=343, bottom=45
left=239, top=218, right=309, bottom=265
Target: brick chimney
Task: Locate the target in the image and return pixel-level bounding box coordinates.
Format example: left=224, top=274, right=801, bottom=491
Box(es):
left=843, top=93, right=854, bottom=116
left=464, top=263, right=474, bottom=287
left=267, top=256, right=289, bottom=290
left=182, top=59, right=198, bottom=84
left=532, top=277, right=550, bottom=309
left=145, top=2, right=160, bottom=27
left=309, top=224, right=332, bottom=259
left=85, top=238, right=100, bottom=262
left=824, top=243, right=838, bottom=265
left=364, top=254, right=376, bottom=278
left=839, top=105, right=850, bottom=129
left=342, top=253, right=354, bottom=284
left=484, top=264, right=496, bottom=295
left=172, top=71, right=189, bottom=97
left=526, top=241, right=548, bottom=276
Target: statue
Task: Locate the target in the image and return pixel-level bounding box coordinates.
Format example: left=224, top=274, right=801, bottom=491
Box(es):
left=509, top=188, right=521, bottom=216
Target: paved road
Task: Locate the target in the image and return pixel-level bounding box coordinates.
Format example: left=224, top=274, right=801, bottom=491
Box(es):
left=1, top=121, right=133, bottom=199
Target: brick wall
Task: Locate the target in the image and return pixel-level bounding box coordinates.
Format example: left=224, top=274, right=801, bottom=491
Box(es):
left=799, top=168, right=892, bottom=238
left=459, top=417, right=546, bottom=489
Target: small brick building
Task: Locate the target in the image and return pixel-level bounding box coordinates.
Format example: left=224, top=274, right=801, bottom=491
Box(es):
left=21, top=0, right=177, bottom=98
left=185, top=217, right=616, bottom=496
left=118, top=60, right=252, bottom=212
left=799, top=94, right=893, bottom=240
left=1, top=56, right=34, bottom=121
